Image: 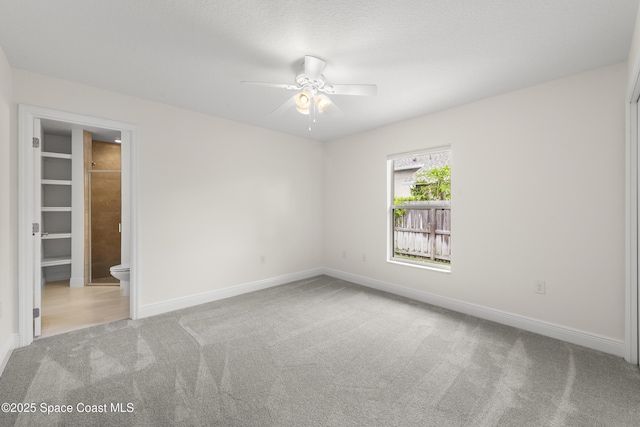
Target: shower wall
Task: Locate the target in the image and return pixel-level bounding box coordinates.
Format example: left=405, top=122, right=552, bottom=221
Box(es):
left=88, top=140, right=121, bottom=283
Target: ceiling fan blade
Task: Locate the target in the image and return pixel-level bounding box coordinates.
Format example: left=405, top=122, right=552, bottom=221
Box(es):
left=271, top=96, right=296, bottom=114
left=304, top=56, right=325, bottom=80
left=241, top=81, right=298, bottom=91
left=325, top=101, right=343, bottom=117
left=324, top=84, right=377, bottom=96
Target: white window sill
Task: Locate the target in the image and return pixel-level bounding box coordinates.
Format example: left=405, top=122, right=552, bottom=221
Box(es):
left=387, top=258, right=451, bottom=273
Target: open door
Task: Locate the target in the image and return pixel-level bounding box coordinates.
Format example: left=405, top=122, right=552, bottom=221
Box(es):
left=626, top=87, right=640, bottom=365
left=32, top=118, right=42, bottom=337
left=628, top=96, right=640, bottom=365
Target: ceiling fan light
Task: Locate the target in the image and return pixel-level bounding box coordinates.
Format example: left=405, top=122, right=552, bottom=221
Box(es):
left=294, top=91, right=312, bottom=109
left=296, top=105, right=310, bottom=115
left=315, top=94, right=331, bottom=112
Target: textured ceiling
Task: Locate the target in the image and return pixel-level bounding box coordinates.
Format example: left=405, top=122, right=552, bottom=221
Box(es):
left=0, top=0, right=638, bottom=141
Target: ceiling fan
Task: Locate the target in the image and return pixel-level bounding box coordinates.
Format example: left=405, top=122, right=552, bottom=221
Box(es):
left=242, top=55, right=377, bottom=128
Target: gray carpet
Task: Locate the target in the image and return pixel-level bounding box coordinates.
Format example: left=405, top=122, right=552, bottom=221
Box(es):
left=1, top=275, right=639, bottom=426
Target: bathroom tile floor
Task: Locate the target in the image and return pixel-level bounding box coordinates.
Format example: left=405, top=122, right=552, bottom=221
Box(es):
left=39, top=280, right=130, bottom=338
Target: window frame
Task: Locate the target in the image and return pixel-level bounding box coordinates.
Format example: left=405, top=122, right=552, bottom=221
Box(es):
left=387, top=147, right=452, bottom=273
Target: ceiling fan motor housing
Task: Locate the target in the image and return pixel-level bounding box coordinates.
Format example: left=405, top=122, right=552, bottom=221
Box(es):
left=296, top=73, right=325, bottom=93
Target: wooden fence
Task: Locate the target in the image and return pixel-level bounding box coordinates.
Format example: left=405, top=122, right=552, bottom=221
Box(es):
left=393, top=202, right=451, bottom=263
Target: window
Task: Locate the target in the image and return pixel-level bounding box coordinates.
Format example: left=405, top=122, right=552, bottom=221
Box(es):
left=388, top=148, right=451, bottom=271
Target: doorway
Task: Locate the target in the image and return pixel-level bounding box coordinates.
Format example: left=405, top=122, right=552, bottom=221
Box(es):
left=39, top=124, right=128, bottom=336
left=86, top=138, right=122, bottom=285
left=89, top=170, right=122, bottom=283
left=18, top=105, right=139, bottom=347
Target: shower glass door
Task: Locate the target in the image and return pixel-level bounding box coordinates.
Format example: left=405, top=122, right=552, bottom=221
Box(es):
left=89, top=171, right=121, bottom=283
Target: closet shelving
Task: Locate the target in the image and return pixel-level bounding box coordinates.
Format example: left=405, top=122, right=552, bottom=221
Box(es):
left=41, top=141, right=72, bottom=271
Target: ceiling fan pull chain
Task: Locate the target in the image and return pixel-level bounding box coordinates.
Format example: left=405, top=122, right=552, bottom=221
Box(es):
left=312, top=98, right=317, bottom=123
left=309, top=98, right=315, bottom=131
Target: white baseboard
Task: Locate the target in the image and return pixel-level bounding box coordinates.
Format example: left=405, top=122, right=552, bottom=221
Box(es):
left=322, top=268, right=625, bottom=358
left=44, top=270, right=71, bottom=283
left=69, top=277, right=84, bottom=288
left=139, top=268, right=324, bottom=319
left=0, top=333, right=19, bottom=378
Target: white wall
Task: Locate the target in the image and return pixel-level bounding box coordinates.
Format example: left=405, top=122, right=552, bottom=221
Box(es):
left=4, top=60, right=630, bottom=351
left=12, top=70, right=324, bottom=308
left=628, top=6, right=640, bottom=96
left=0, top=47, right=15, bottom=364
left=324, top=63, right=627, bottom=341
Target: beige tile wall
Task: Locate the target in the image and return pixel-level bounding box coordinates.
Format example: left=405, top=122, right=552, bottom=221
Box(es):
left=88, top=140, right=121, bottom=283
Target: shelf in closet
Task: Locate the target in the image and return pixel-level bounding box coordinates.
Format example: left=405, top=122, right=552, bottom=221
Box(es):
left=41, top=233, right=72, bottom=240
left=41, top=151, right=72, bottom=160
left=41, top=179, right=72, bottom=186
left=42, top=256, right=72, bottom=267
left=41, top=207, right=72, bottom=212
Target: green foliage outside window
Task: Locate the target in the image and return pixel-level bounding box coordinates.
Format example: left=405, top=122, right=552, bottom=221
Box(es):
left=393, top=165, right=451, bottom=224
left=410, top=165, right=451, bottom=201
left=393, top=196, right=414, bottom=224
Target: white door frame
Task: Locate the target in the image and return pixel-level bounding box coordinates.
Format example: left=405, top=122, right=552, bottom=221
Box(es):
left=18, top=104, right=140, bottom=347
left=626, top=62, right=640, bottom=365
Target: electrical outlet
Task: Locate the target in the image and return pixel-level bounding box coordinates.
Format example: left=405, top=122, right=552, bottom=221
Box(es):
left=362, top=253, right=367, bottom=262
left=260, top=255, right=266, bottom=264
left=534, top=280, right=546, bottom=294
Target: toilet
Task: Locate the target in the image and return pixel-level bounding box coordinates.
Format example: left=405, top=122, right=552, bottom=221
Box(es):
left=109, top=264, right=130, bottom=296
